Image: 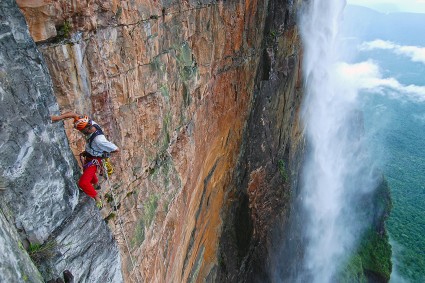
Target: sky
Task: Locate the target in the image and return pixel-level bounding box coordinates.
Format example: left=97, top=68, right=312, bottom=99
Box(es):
left=348, top=0, right=425, bottom=13
left=340, top=1, right=425, bottom=102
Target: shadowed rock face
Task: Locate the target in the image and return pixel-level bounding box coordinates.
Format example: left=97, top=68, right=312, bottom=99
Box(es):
left=12, top=0, right=303, bottom=282
left=216, top=0, right=304, bottom=281
left=0, top=0, right=122, bottom=282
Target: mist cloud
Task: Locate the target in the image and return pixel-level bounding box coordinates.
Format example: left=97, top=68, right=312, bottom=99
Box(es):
left=359, top=40, right=425, bottom=64
left=337, top=60, right=425, bottom=101
left=296, top=0, right=376, bottom=282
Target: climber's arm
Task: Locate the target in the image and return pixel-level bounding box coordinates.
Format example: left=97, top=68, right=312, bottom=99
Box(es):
left=51, top=111, right=79, bottom=122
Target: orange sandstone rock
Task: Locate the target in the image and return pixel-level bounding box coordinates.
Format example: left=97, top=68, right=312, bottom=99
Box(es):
left=19, top=0, right=303, bottom=282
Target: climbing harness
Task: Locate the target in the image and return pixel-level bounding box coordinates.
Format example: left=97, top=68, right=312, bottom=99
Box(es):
left=83, top=159, right=101, bottom=170
left=79, top=152, right=102, bottom=171
left=102, top=162, right=142, bottom=282
left=79, top=150, right=113, bottom=175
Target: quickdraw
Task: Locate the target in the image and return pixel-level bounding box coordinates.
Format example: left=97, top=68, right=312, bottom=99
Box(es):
left=103, top=158, right=114, bottom=176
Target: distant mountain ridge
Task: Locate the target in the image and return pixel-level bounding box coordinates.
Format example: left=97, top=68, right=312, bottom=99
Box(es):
left=343, top=5, right=425, bottom=45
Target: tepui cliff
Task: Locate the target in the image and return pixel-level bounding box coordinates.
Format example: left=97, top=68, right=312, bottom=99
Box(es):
left=0, top=0, right=392, bottom=282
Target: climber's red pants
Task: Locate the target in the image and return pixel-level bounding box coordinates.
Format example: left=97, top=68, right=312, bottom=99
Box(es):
left=78, top=164, right=99, bottom=198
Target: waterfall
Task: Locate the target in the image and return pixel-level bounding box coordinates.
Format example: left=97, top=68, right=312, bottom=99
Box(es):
left=297, top=0, right=379, bottom=281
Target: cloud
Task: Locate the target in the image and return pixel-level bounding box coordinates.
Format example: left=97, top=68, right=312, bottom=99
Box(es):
left=359, top=40, right=425, bottom=64
left=336, top=60, right=425, bottom=101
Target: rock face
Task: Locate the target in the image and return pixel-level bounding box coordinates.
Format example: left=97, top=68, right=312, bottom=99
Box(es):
left=3, top=0, right=392, bottom=282
left=0, top=208, right=43, bottom=283
left=216, top=1, right=304, bottom=281
left=0, top=0, right=122, bottom=282
left=16, top=0, right=304, bottom=282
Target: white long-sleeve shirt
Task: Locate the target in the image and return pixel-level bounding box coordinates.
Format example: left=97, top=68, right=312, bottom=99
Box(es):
left=85, top=121, right=118, bottom=157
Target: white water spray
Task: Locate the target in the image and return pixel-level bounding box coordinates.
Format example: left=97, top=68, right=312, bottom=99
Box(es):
left=298, top=0, right=379, bottom=281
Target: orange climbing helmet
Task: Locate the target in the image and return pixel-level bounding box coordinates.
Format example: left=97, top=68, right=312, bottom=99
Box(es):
left=73, top=115, right=91, bottom=131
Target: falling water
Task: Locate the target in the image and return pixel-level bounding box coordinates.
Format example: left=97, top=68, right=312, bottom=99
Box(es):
left=297, top=0, right=379, bottom=282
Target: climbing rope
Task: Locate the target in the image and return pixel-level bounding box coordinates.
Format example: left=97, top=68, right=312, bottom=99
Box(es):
left=102, top=162, right=143, bottom=283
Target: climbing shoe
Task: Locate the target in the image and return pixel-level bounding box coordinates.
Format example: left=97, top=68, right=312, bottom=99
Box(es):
left=96, top=200, right=103, bottom=209
left=94, top=184, right=101, bottom=191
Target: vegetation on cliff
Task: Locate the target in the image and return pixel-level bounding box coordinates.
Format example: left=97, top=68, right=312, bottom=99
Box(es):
left=340, top=229, right=392, bottom=282
left=338, top=178, right=392, bottom=282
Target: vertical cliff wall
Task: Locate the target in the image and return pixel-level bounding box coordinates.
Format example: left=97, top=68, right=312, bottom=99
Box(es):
left=216, top=0, right=304, bottom=281
left=0, top=0, right=122, bottom=282
left=14, top=0, right=304, bottom=282
left=5, top=0, right=391, bottom=282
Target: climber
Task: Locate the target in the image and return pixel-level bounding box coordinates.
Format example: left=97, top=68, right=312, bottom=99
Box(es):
left=51, top=111, right=119, bottom=209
